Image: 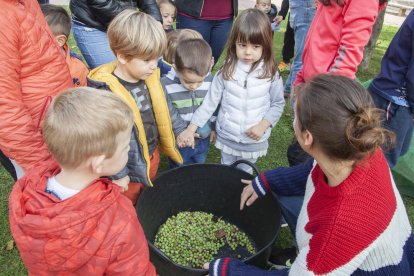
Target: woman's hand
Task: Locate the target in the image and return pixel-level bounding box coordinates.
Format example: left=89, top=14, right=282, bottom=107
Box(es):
left=240, top=179, right=258, bottom=210
left=246, top=120, right=271, bottom=141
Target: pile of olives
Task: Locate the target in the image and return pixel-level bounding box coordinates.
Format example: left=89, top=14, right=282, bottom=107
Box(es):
left=154, top=211, right=255, bottom=268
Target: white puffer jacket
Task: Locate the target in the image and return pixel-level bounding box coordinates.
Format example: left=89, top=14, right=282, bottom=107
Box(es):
left=191, top=61, right=285, bottom=144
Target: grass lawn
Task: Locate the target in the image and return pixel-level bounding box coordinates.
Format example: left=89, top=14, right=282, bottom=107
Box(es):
left=1, top=18, right=413, bottom=275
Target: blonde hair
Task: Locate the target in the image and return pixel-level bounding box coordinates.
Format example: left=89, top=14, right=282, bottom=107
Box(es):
left=164, top=29, right=203, bottom=64
left=43, top=87, right=134, bottom=169
left=107, top=9, right=167, bottom=60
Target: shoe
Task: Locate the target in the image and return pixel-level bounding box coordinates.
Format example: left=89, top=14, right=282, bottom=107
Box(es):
left=268, top=247, right=297, bottom=267
left=278, top=61, right=291, bottom=72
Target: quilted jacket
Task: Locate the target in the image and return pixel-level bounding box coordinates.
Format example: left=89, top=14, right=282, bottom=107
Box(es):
left=0, top=0, right=73, bottom=172
left=88, top=62, right=185, bottom=186
left=9, top=161, right=156, bottom=276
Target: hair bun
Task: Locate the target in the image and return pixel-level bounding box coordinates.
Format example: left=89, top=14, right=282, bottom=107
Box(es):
left=346, top=107, right=394, bottom=155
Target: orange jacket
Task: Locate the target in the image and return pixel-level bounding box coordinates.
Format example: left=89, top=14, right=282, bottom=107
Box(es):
left=9, top=161, right=157, bottom=276
left=64, top=43, right=89, bottom=87
left=0, top=0, right=72, bottom=172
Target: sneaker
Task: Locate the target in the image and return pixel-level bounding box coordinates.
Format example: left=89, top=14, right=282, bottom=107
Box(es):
left=278, top=61, right=291, bottom=72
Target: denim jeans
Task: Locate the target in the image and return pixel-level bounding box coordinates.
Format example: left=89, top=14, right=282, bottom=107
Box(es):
left=72, top=20, right=116, bottom=69
left=169, top=137, right=210, bottom=168
left=284, top=0, right=316, bottom=93
left=176, top=15, right=233, bottom=66
left=277, top=194, right=304, bottom=245
left=369, top=91, right=414, bottom=168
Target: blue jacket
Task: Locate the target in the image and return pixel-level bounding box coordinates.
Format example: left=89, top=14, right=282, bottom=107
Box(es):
left=369, top=10, right=414, bottom=113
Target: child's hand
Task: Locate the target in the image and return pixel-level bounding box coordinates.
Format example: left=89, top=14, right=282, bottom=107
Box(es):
left=113, top=175, right=130, bottom=192
left=274, top=15, right=283, bottom=25
left=177, top=124, right=198, bottom=148
left=210, top=131, right=216, bottom=144
left=240, top=179, right=258, bottom=210
left=246, top=120, right=271, bottom=141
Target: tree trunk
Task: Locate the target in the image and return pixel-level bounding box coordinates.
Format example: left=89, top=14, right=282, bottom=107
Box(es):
left=359, top=8, right=386, bottom=70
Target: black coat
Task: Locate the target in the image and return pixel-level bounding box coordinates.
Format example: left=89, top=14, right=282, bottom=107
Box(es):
left=70, top=0, right=161, bottom=32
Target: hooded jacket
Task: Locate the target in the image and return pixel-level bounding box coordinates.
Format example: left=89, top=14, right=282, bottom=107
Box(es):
left=0, top=0, right=73, bottom=172
left=88, top=62, right=185, bottom=186
left=9, top=161, right=156, bottom=275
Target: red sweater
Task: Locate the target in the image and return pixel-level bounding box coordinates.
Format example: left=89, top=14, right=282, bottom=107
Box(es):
left=295, top=0, right=383, bottom=86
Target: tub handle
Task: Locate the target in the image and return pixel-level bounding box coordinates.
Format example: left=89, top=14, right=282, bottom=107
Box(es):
left=230, top=160, right=260, bottom=176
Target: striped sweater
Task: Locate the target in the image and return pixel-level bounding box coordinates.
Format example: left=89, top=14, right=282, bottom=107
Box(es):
left=210, top=149, right=414, bottom=275
left=161, top=68, right=214, bottom=139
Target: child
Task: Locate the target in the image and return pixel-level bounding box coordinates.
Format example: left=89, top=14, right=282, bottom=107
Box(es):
left=9, top=87, right=156, bottom=275
left=161, top=38, right=214, bottom=168
left=180, top=9, right=285, bottom=173
left=255, top=0, right=280, bottom=33
left=88, top=9, right=188, bottom=204
left=41, top=4, right=89, bottom=86
left=164, top=29, right=203, bottom=64
left=368, top=10, right=414, bottom=168
left=207, top=75, right=414, bottom=275
left=157, top=0, right=176, bottom=32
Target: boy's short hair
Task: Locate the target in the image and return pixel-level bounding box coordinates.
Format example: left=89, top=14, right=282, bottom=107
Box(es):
left=40, top=4, right=71, bottom=37
left=43, top=87, right=134, bottom=169
left=175, top=38, right=212, bottom=76
left=107, top=9, right=166, bottom=60
left=164, top=29, right=203, bottom=64
left=157, top=0, right=176, bottom=7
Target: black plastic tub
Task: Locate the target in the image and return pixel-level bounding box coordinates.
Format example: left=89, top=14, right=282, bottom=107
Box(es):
left=136, top=161, right=281, bottom=276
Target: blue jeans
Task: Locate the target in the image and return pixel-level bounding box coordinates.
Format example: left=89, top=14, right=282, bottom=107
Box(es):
left=176, top=15, right=233, bottom=66
left=284, top=0, right=316, bottom=93
left=169, top=137, right=210, bottom=168
left=276, top=194, right=304, bottom=244
left=72, top=21, right=116, bottom=69
left=369, top=92, right=414, bottom=168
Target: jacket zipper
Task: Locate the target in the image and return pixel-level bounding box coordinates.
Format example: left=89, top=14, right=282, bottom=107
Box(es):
left=199, top=0, right=205, bottom=17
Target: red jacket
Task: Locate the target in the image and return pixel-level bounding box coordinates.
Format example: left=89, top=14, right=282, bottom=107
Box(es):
left=295, top=0, right=383, bottom=85
left=0, top=0, right=73, bottom=172
left=9, top=162, right=156, bottom=276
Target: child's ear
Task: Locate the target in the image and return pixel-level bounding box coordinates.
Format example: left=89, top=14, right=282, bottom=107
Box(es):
left=117, top=53, right=128, bottom=65
left=55, top=34, right=68, bottom=48
left=172, top=63, right=177, bottom=71
left=209, top=57, right=214, bottom=72
left=90, top=155, right=106, bottom=174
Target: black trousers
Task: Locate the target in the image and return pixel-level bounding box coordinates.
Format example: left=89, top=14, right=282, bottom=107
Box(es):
left=282, top=13, right=295, bottom=64
left=0, top=150, right=17, bottom=181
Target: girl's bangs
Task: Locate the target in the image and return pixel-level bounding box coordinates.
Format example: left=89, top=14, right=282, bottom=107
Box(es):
left=236, top=25, right=265, bottom=45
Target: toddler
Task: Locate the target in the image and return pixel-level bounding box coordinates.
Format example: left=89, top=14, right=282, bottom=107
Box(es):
left=41, top=4, right=89, bottom=86
left=88, top=9, right=189, bottom=204
left=161, top=38, right=214, bottom=167
left=9, top=87, right=156, bottom=275
left=180, top=9, right=285, bottom=173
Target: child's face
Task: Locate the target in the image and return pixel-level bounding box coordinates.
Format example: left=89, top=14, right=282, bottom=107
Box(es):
left=236, top=41, right=263, bottom=65
left=160, top=3, right=176, bottom=31
left=101, top=128, right=132, bottom=176
left=120, top=56, right=158, bottom=82
left=177, top=70, right=206, bottom=91
left=256, top=1, right=271, bottom=14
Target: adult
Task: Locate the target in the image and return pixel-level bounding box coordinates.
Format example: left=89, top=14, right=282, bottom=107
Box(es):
left=208, top=75, right=414, bottom=275
left=0, top=0, right=73, bottom=179
left=70, top=0, right=161, bottom=69
left=283, top=0, right=316, bottom=95
left=274, top=0, right=295, bottom=73
left=368, top=10, right=414, bottom=168
left=288, top=0, right=387, bottom=166
left=175, top=0, right=237, bottom=66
